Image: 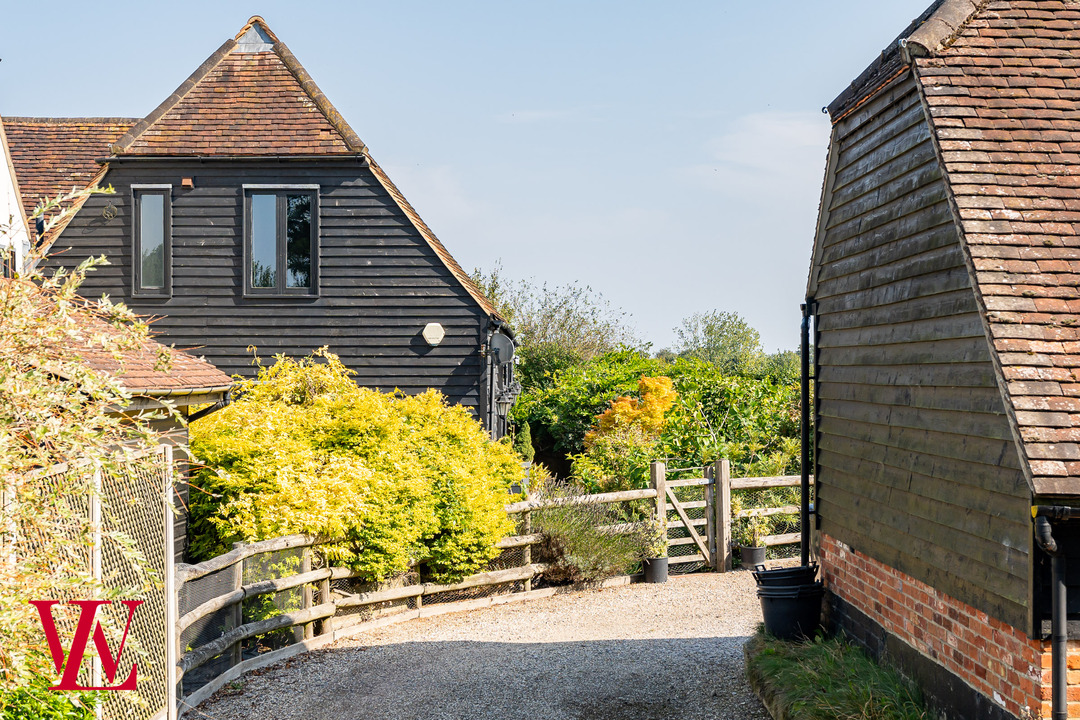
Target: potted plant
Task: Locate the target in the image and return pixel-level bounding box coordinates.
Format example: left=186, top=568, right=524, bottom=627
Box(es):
left=641, top=518, right=669, bottom=584
left=740, top=515, right=769, bottom=568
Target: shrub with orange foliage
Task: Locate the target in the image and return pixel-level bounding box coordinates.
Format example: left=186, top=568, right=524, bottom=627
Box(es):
left=585, top=375, right=677, bottom=447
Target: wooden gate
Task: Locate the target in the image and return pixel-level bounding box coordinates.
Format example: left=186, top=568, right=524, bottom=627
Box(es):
left=650, top=460, right=813, bottom=573
left=650, top=460, right=731, bottom=573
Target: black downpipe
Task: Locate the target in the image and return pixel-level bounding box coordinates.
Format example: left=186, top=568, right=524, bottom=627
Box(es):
left=800, top=302, right=813, bottom=567
left=1034, top=505, right=1080, bottom=720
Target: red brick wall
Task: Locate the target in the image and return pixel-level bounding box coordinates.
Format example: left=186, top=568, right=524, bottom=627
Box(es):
left=818, top=533, right=1067, bottom=718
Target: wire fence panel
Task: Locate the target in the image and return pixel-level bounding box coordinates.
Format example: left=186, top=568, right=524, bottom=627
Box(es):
left=28, top=447, right=176, bottom=720
left=99, top=446, right=174, bottom=720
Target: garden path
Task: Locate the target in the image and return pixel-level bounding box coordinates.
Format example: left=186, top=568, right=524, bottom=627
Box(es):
left=195, top=571, right=771, bottom=720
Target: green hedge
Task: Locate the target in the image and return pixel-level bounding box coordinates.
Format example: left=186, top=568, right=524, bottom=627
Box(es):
left=189, top=351, right=521, bottom=583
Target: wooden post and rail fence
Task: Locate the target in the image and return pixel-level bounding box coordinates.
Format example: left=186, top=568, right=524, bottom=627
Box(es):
left=173, top=461, right=811, bottom=716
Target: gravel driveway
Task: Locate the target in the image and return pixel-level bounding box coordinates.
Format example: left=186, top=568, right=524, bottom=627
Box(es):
left=195, top=572, right=771, bottom=720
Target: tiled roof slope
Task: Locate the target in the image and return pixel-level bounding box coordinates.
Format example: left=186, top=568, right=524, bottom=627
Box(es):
left=78, top=335, right=234, bottom=395
left=2, top=17, right=504, bottom=323
left=914, top=0, right=1080, bottom=495
left=2, top=118, right=134, bottom=220
left=11, top=279, right=233, bottom=395
left=117, top=51, right=353, bottom=156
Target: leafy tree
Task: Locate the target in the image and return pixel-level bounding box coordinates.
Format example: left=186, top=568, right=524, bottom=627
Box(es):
left=512, top=421, right=535, bottom=463
left=573, top=376, right=677, bottom=493
left=0, top=187, right=169, bottom=714
left=471, top=264, right=640, bottom=389
left=512, top=347, right=663, bottom=464
left=673, top=310, right=764, bottom=375
left=760, top=349, right=801, bottom=385
left=189, top=350, right=520, bottom=583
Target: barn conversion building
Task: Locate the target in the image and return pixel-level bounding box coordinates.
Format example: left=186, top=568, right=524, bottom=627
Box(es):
left=808, top=1, right=1080, bottom=717
left=3, top=17, right=517, bottom=437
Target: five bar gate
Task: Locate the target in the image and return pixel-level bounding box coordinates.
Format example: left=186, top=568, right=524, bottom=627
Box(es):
left=649, top=460, right=813, bottom=573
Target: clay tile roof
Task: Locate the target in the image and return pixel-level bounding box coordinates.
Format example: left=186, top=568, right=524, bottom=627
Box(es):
left=2, top=17, right=504, bottom=324
left=912, top=0, right=1080, bottom=495
left=14, top=280, right=234, bottom=396
left=1, top=117, right=135, bottom=220
left=110, top=16, right=363, bottom=157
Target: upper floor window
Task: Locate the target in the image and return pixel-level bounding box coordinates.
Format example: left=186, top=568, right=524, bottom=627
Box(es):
left=1, top=248, right=15, bottom=279
left=132, top=185, right=171, bottom=297
left=244, top=186, right=318, bottom=296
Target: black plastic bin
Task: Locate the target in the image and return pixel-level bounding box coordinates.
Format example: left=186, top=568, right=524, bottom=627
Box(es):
left=752, top=562, right=818, bottom=587
left=757, top=581, right=824, bottom=640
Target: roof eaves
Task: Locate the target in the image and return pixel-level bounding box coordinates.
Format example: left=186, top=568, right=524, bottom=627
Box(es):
left=365, top=156, right=504, bottom=322
left=110, top=39, right=237, bottom=155
left=827, top=0, right=948, bottom=121
left=38, top=163, right=111, bottom=251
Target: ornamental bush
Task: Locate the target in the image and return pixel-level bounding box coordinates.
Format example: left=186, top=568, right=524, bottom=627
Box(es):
left=188, top=350, right=521, bottom=584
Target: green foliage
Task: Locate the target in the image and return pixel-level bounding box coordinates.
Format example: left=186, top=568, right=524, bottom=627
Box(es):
left=189, top=350, right=520, bottom=584
left=531, top=488, right=649, bottom=583
left=661, top=359, right=801, bottom=477
left=512, top=421, right=535, bottom=463
left=513, top=348, right=662, bottom=460
left=471, top=264, right=640, bottom=390
left=0, top=186, right=173, bottom=702
left=672, top=310, right=764, bottom=375
left=550, top=354, right=800, bottom=489
left=759, top=349, right=801, bottom=385
left=745, top=630, right=931, bottom=719
left=0, top=676, right=98, bottom=720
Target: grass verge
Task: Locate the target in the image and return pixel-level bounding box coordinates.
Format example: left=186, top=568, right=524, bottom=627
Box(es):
left=743, top=628, right=934, bottom=720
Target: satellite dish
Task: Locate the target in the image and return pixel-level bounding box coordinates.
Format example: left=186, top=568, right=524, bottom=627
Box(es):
left=490, top=332, right=515, bottom=363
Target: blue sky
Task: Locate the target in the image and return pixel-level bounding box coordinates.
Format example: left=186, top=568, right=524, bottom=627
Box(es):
left=0, top=1, right=932, bottom=352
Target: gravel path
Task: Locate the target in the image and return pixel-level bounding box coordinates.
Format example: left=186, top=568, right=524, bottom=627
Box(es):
left=195, top=572, right=771, bottom=720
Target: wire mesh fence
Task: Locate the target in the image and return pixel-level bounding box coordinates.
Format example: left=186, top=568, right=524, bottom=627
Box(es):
left=99, top=450, right=174, bottom=720
left=27, top=446, right=175, bottom=720
left=666, top=479, right=707, bottom=574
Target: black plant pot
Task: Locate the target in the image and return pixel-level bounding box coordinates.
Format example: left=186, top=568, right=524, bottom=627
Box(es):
left=758, top=581, right=824, bottom=640
left=752, top=562, right=818, bottom=587
left=741, top=545, right=766, bottom=568
left=642, top=557, right=669, bottom=583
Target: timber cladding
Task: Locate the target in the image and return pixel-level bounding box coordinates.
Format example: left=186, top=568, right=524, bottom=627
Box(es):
left=812, top=72, right=1032, bottom=630
left=44, top=159, right=488, bottom=413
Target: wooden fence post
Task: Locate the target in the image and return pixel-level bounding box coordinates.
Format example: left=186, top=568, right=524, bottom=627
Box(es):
left=651, top=461, right=667, bottom=531
left=301, top=547, right=313, bottom=641
left=230, top=542, right=244, bottom=667
left=522, top=509, right=532, bottom=593
left=318, top=558, right=333, bottom=637
left=704, top=465, right=716, bottom=570
left=715, top=459, right=732, bottom=572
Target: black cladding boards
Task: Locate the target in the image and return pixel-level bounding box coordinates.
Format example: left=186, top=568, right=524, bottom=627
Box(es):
left=44, top=160, right=487, bottom=412
left=813, top=74, right=1031, bottom=630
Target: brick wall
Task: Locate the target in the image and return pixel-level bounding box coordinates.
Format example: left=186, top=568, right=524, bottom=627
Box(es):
left=818, top=532, right=1075, bottom=719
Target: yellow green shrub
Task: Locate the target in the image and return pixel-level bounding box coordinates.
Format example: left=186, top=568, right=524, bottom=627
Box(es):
left=189, top=350, right=520, bottom=583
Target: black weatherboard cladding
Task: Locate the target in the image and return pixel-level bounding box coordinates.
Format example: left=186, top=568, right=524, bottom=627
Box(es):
left=47, top=159, right=487, bottom=413
left=813, top=73, right=1032, bottom=631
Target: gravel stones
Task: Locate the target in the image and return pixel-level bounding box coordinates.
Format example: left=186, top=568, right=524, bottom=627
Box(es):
left=196, top=572, right=771, bottom=720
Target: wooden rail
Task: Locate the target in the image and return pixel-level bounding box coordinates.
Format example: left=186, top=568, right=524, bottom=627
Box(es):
left=175, top=487, right=654, bottom=718
left=649, top=461, right=814, bottom=572
left=175, top=468, right=811, bottom=716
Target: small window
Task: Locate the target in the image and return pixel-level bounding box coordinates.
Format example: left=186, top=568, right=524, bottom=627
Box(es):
left=133, top=186, right=171, bottom=297
left=0, top=248, right=15, bottom=279
left=244, top=188, right=317, bottom=296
